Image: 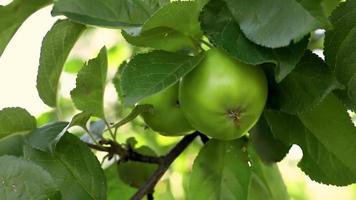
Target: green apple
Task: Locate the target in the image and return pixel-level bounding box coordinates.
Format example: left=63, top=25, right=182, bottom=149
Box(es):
left=139, top=83, right=194, bottom=136
left=118, top=146, right=157, bottom=188
left=179, top=48, right=268, bottom=140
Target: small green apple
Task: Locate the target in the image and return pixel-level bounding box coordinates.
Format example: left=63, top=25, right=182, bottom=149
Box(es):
left=139, top=83, right=194, bottom=136
left=179, top=48, right=268, bottom=140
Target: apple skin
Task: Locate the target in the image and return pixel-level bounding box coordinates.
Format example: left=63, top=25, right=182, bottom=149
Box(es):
left=139, top=83, right=194, bottom=136
left=179, top=48, right=268, bottom=140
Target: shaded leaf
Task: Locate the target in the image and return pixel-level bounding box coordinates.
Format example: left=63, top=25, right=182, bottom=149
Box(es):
left=0, top=0, right=51, bottom=57
left=265, top=98, right=356, bottom=186
left=0, top=107, right=36, bottom=139
left=324, top=0, right=356, bottom=69
left=28, top=121, right=69, bottom=153
left=250, top=115, right=291, bottom=163
left=223, top=0, right=324, bottom=48
left=188, top=139, right=250, bottom=200
left=52, top=0, right=169, bottom=28
left=116, top=51, right=204, bottom=106
left=24, top=133, right=106, bottom=200
left=200, top=0, right=309, bottom=82
left=71, top=47, right=108, bottom=118
left=0, top=155, right=61, bottom=200
left=272, top=51, right=342, bottom=114
left=37, top=20, right=85, bottom=107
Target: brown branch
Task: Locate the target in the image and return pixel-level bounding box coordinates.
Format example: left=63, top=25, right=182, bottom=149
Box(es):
left=86, top=131, right=203, bottom=200
left=130, top=132, right=200, bottom=200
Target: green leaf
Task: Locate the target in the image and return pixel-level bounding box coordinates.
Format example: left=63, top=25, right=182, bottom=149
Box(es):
left=223, top=0, right=323, bottom=48
left=299, top=94, right=356, bottom=185
left=140, top=1, right=203, bottom=39
left=325, top=0, right=356, bottom=69
left=71, top=47, right=108, bottom=118
left=0, top=107, right=36, bottom=139
left=272, top=51, right=342, bottom=114
left=0, top=0, right=51, bottom=57
left=116, top=51, right=204, bottom=107
left=0, top=134, right=25, bottom=157
left=248, top=147, right=290, bottom=200
left=122, top=27, right=197, bottom=52
left=52, top=0, right=169, bottom=28
left=112, top=104, right=153, bottom=129
left=265, top=98, right=356, bottom=186
left=122, top=1, right=207, bottom=51
left=0, top=155, right=61, bottom=200
left=28, top=121, right=69, bottom=153
left=105, top=164, right=136, bottom=200
left=250, top=115, right=290, bottom=164
left=69, top=112, right=92, bottom=130
left=200, top=0, right=309, bottom=82
left=188, top=139, right=251, bottom=200
left=24, top=133, right=106, bottom=200
left=37, top=20, right=85, bottom=107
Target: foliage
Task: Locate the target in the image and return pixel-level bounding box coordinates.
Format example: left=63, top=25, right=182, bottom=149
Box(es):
left=0, top=0, right=355, bottom=199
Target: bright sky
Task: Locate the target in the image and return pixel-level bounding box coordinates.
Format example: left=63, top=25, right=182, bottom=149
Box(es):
left=0, top=6, right=56, bottom=116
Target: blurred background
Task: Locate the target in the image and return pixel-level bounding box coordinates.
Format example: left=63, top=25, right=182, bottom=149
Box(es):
left=1, top=4, right=356, bottom=200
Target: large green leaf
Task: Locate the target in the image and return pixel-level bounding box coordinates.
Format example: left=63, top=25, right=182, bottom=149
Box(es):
left=188, top=139, right=251, bottom=200
left=272, top=51, right=342, bottom=114
left=0, top=155, right=61, bottom=200
left=223, top=0, right=325, bottom=48
left=200, top=0, right=308, bottom=82
left=324, top=0, right=356, bottom=69
left=248, top=148, right=290, bottom=200
left=24, top=133, right=106, bottom=200
left=116, top=51, right=204, bottom=107
left=71, top=47, right=108, bottom=118
left=265, top=97, right=356, bottom=186
left=299, top=94, right=356, bottom=185
left=0, top=0, right=51, bottom=57
left=37, top=20, right=85, bottom=107
left=324, top=0, right=356, bottom=109
left=0, top=107, right=36, bottom=139
left=28, top=121, right=69, bottom=153
left=250, top=115, right=291, bottom=164
left=52, top=0, right=169, bottom=27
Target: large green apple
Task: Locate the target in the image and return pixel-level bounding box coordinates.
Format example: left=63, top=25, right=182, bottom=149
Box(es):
left=139, top=83, right=194, bottom=136
left=179, top=48, right=268, bottom=140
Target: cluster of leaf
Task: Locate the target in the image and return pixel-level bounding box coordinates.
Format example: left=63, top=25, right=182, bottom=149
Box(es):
left=1, top=0, right=356, bottom=199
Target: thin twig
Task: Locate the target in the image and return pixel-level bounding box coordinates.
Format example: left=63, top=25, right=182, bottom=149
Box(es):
left=130, top=132, right=200, bottom=200
left=198, top=132, right=210, bottom=144
left=86, top=141, right=162, bottom=164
